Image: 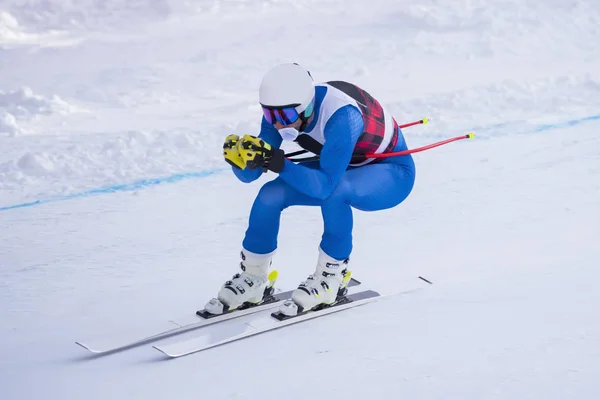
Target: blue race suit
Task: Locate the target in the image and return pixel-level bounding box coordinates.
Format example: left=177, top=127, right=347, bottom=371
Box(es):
left=232, top=85, right=416, bottom=260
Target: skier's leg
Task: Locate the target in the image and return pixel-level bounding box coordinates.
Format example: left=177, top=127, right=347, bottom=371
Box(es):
left=319, top=155, right=415, bottom=259
left=285, top=157, right=416, bottom=315
left=347, top=155, right=416, bottom=212
left=207, top=175, right=322, bottom=314
left=242, top=176, right=321, bottom=254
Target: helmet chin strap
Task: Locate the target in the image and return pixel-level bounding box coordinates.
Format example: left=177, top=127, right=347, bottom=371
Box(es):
left=298, top=104, right=316, bottom=132
left=298, top=112, right=309, bottom=132
left=298, top=98, right=314, bottom=132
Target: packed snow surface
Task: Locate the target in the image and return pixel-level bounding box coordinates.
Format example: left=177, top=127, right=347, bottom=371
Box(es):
left=1, top=1, right=599, bottom=399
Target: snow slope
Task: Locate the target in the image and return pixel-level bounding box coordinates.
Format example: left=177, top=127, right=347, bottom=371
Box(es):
left=1, top=1, right=599, bottom=399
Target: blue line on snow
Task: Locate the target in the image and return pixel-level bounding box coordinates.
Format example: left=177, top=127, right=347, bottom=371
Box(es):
left=530, top=115, right=600, bottom=133
left=1, top=114, right=599, bottom=212
left=0, top=168, right=227, bottom=212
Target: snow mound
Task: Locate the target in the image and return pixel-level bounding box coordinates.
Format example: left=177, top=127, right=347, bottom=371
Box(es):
left=4, top=0, right=172, bottom=32
left=0, top=111, right=19, bottom=136
left=15, top=152, right=56, bottom=176
left=0, top=10, right=74, bottom=48
left=0, top=9, right=19, bottom=32
left=0, top=10, right=27, bottom=43
left=0, top=128, right=215, bottom=204
left=3, top=0, right=320, bottom=34
left=0, top=87, right=74, bottom=117
left=387, top=75, right=600, bottom=139
left=0, top=87, right=77, bottom=135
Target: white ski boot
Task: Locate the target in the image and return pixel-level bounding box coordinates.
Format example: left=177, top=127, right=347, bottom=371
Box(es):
left=203, top=249, right=278, bottom=315
left=279, top=248, right=352, bottom=317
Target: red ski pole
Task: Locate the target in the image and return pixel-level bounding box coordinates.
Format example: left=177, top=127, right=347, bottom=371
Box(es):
left=399, top=117, right=429, bottom=129
left=286, top=117, right=475, bottom=162
left=366, top=132, right=475, bottom=159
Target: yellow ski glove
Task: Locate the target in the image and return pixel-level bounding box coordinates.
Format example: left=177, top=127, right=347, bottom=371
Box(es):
left=223, top=134, right=246, bottom=169
left=238, top=134, right=285, bottom=172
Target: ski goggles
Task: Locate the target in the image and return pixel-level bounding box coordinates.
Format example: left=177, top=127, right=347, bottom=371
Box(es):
left=261, top=106, right=301, bottom=126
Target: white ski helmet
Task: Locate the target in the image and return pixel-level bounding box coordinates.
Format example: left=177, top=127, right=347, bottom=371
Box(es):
left=259, top=63, right=315, bottom=117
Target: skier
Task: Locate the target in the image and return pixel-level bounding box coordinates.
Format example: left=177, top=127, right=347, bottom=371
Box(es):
left=205, top=63, right=416, bottom=316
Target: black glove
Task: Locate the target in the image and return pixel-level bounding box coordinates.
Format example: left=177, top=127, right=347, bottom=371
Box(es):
left=238, top=134, right=285, bottom=172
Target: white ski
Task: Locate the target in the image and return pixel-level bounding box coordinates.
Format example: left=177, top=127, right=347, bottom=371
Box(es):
left=75, top=278, right=362, bottom=354
left=153, top=290, right=381, bottom=358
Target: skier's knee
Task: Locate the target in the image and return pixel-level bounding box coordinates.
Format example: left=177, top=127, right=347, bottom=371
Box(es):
left=323, top=177, right=352, bottom=206
left=256, top=179, right=289, bottom=210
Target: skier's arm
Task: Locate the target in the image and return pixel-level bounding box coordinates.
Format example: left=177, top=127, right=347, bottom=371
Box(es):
left=278, top=105, right=363, bottom=200
left=232, top=118, right=283, bottom=183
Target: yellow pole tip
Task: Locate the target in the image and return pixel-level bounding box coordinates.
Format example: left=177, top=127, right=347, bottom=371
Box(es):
left=467, top=132, right=475, bottom=139
left=422, top=117, right=429, bottom=124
